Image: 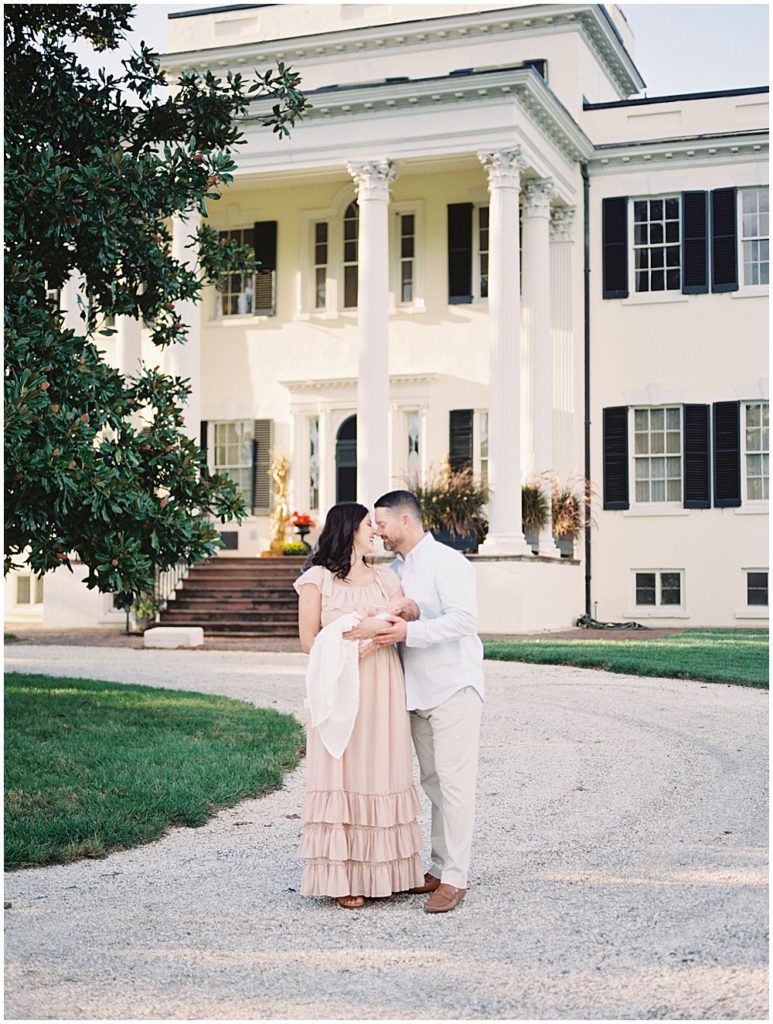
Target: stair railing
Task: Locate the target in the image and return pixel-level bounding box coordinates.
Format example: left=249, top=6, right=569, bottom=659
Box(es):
left=153, top=557, right=190, bottom=620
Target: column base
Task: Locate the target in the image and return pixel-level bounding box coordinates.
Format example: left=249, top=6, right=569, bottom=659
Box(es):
left=537, top=533, right=562, bottom=559
left=478, top=533, right=533, bottom=556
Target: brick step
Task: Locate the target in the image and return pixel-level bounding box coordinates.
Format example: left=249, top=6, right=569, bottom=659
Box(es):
left=156, top=619, right=299, bottom=635
left=208, top=557, right=306, bottom=565
left=162, top=609, right=298, bottom=623
left=171, top=596, right=297, bottom=609
left=179, top=584, right=296, bottom=596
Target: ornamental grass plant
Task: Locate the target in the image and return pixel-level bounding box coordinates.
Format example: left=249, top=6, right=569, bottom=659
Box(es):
left=411, top=462, right=489, bottom=540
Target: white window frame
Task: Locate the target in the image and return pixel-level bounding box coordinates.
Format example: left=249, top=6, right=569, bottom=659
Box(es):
left=214, top=227, right=257, bottom=320
left=14, top=574, right=44, bottom=608
left=390, top=201, right=425, bottom=312
left=471, top=202, right=490, bottom=303
left=630, top=406, right=683, bottom=508
left=473, top=409, right=489, bottom=488
left=736, top=567, right=770, bottom=620
left=312, top=221, right=329, bottom=313
left=742, top=400, right=769, bottom=505
left=209, top=419, right=253, bottom=504
left=308, top=415, right=320, bottom=512
left=629, top=569, right=687, bottom=618
left=738, top=186, right=769, bottom=293
left=630, top=194, right=682, bottom=297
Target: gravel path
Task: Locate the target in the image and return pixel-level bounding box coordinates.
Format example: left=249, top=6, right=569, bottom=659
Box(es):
left=4, top=645, right=769, bottom=1020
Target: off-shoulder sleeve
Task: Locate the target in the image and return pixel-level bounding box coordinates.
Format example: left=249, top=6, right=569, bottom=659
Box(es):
left=293, top=564, right=333, bottom=598
left=376, top=566, right=403, bottom=599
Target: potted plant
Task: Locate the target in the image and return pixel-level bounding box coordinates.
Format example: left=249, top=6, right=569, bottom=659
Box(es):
left=521, top=482, right=548, bottom=553
left=413, top=461, right=488, bottom=553
left=291, top=511, right=315, bottom=551
left=129, top=593, right=157, bottom=634
left=282, top=541, right=308, bottom=556
left=267, top=452, right=291, bottom=555
left=551, top=477, right=595, bottom=557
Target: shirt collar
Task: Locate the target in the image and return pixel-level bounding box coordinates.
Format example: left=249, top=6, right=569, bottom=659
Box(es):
left=403, top=532, right=434, bottom=564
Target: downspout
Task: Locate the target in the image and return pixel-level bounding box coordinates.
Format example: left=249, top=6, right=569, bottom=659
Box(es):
left=581, top=162, right=592, bottom=618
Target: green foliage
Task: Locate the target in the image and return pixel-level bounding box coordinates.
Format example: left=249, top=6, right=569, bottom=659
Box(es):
left=412, top=462, right=489, bottom=540
left=483, top=629, right=769, bottom=688
left=521, top=482, right=549, bottom=532
left=4, top=5, right=307, bottom=606
left=282, top=542, right=309, bottom=555
left=5, top=673, right=305, bottom=869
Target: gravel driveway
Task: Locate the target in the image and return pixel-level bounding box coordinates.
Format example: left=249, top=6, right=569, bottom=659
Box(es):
left=4, top=645, right=768, bottom=1020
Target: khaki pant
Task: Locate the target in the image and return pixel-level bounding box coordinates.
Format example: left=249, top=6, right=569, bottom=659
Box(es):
left=410, top=686, right=482, bottom=889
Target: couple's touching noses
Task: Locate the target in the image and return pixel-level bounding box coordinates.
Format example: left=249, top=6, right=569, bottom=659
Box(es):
left=294, top=490, right=484, bottom=913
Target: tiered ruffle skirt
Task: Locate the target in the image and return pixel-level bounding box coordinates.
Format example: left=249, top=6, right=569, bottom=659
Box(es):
left=300, top=645, right=425, bottom=898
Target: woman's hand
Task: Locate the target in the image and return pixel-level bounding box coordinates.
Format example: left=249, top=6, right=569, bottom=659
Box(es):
left=343, top=613, right=400, bottom=642
left=387, top=597, right=421, bottom=622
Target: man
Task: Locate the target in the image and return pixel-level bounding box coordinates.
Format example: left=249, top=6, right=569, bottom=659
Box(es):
left=345, top=490, right=484, bottom=914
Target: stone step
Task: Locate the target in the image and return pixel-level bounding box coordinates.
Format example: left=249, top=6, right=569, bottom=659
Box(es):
left=163, top=608, right=298, bottom=623
left=157, top=618, right=299, bottom=635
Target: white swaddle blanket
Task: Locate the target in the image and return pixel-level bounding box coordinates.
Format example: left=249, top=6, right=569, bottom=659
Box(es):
left=304, top=612, right=361, bottom=759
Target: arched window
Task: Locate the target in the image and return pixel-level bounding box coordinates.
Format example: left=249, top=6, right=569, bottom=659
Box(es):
left=343, top=201, right=358, bottom=309
left=336, top=415, right=357, bottom=502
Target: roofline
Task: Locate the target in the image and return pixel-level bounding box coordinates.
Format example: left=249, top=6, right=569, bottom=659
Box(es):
left=169, top=4, right=272, bottom=19
left=585, top=85, right=769, bottom=110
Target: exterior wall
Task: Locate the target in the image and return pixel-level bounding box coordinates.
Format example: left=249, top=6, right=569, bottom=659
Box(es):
left=589, top=155, right=768, bottom=626
left=41, top=565, right=125, bottom=631
left=474, top=556, right=585, bottom=633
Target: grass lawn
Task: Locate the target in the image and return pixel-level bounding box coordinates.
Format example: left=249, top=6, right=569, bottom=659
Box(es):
left=483, top=629, right=768, bottom=688
left=5, top=673, right=305, bottom=870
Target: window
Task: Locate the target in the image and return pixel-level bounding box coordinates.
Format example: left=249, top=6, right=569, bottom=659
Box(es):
left=406, top=411, right=420, bottom=480
left=635, top=571, right=682, bottom=607
left=747, top=571, right=768, bottom=606
left=633, top=197, right=681, bottom=293
left=398, top=214, right=415, bottom=304
left=212, top=421, right=253, bottom=502
left=741, top=188, right=769, bottom=286
left=343, top=202, right=358, bottom=309
left=478, top=206, right=489, bottom=299
left=744, top=401, right=769, bottom=500
left=314, top=223, right=328, bottom=310
left=16, top=575, right=44, bottom=605
left=479, top=410, right=489, bottom=488
left=218, top=228, right=255, bottom=316
left=633, top=407, right=682, bottom=503
left=309, top=416, right=320, bottom=510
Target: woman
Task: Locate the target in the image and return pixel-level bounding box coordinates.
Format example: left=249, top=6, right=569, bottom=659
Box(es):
left=294, top=501, right=424, bottom=909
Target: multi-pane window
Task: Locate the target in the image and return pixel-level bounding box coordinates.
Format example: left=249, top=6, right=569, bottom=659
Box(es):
left=634, top=407, right=682, bottom=503
left=217, top=228, right=255, bottom=316
left=16, top=575, right=44, bottom=605
left=212, top=421, right=253, bottom=502
left=399, top=214, right=415, bottom=304
left=479, top=206, right=489, bottom=299
left=633, top=197, right=681, bottom=292
left=406, top=412, right=420, bottom=480
left=343, top=202, right=359, bottom=309
left=479, top=410, right=489, bottom=488
left=314, top=223, right=328, bottom=310
left=635, top=571, right=682, bottom=607
left=309, top=416, right=320, bottom=510
left=745, top=401, right=769, bottom=500
left=747, top=570, right=769, bottom=606
left=741, top=188, right=769, bottom=286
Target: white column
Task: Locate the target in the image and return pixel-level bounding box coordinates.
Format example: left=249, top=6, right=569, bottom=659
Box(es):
left=60, top=273, right=86, bottom=336
left=522, top=178, right=560, bottom=557
left=116, top=316, right=142, bottom=379
left=317, top=409, right=332, bottom=520
left=550, top=207, right=577, bottom=479
left=347, top=159, right=397, bottom=508
left=477, top=148, right=531, bottom=556
left=165, top=212, right=202, bottom=442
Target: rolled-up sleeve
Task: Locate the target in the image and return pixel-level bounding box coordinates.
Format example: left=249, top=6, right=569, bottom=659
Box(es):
left=404, top=556, right=477, bottom=649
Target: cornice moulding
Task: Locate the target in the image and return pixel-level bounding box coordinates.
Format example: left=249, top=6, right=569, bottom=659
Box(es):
left=162, top=5, right=644, bottom=98
left=589, top=131, right=769, bottom=169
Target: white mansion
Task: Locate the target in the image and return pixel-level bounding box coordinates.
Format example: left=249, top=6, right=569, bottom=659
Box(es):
left=9, top=3, right=768, bottom=633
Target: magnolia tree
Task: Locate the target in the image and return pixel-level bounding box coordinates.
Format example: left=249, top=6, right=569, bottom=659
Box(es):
left=4, top=4, right=307, bottom=608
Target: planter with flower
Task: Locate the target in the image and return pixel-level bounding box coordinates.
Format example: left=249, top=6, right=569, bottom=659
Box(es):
left=551, top=477, right=595, bottom=557
left=291, top=511, right=315, bottom=551
left=412, top=462, right=488, bottom=553
left=521, top=482, right=549, bottom=553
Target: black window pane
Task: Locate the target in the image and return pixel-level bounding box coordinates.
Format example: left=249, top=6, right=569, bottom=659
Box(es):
left=651, top=248, right=664, bottom=268
left=650, top=199, right=663, bottom=220
left=401, top=236, right=414, bottom=259
left=748, top=571, right=768, bottom=606
left=660, top=572, right=681, bottom=604
left=651, top=270, right=664, bottom=291
left=650, top=222, right=664, bottom=244
left=315, top=222, right=327, bottom=243
left=666, top=246, right=680, bottom=267
left=635, top=224, right=648, bottom=245
left=344, top=241, right=356, bottom=262
left=634, top=201, right=647, bottom=222
left=402, top=214, right=414, bottom=234
left=344, top=265, right=358, bottom=308
left=666, top=269, right=680, bottom=290
left=636, top=573, right=656, bottom=605
left=666, top=220, right=679, bottom=243
left=315, top=244, right=327, bottom=264
left=665, top=198, right=679, bottom=219
left=636, top=272, right=649, bottom=292
left=635, top=249, right=649, bottom=269
left=479, top=207, right=489, bottom=228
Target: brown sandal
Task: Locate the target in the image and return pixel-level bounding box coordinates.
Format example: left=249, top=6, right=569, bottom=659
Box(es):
left=336, top=895, right=365, bottom=909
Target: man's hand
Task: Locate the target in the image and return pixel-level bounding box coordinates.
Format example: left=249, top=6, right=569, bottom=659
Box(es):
left=372, top=619, right=408, bottom=646
left=387, top=597, right=421, bottom=622
left=342, top=614, right=400, bottom=642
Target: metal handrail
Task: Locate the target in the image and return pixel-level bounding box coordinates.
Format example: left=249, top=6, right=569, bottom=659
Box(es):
left=153, top=558, right=190, bottom=618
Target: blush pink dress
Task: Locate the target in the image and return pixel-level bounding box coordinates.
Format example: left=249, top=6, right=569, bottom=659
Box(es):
left=294, top=564, right=424, bottom=898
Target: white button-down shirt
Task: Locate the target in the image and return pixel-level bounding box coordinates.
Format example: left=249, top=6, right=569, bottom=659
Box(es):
left=391, top=533, right=485, bottom=711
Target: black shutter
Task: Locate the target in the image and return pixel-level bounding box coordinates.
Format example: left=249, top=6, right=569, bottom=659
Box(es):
left=200, top=419, right=209, bottom=474
left=683, top=404, right=710, bottom=508
left=253, top=221, right=277, bottom=271
left=251, top=419, right=273, bottom=515
left=713, top=401, right=741, bottom=507
left=449, top=409, right=474, bottom=472
left=711, top=189, right=738, bottom=292
left=448, top=203, right=473, bottom=304
left=681, top=192, right=708, bottom=294
left=602, top=197, right=628, bottom=299
left=602, top=406, right=629, bottom=509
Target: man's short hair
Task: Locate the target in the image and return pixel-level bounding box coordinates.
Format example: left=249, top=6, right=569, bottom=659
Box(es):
left=374, top=489, right=422, bottom=522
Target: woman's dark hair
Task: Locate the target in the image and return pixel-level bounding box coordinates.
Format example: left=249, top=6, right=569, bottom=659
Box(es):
left=307, top=502, right=370, bottom=579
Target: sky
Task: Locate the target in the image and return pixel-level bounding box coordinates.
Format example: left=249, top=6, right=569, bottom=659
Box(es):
left=78, top=2, right=769, bottom=98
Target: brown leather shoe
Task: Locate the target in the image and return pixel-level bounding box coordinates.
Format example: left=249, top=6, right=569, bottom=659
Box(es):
left=408, top=872, right=441, bottom=894
left=424, top=883, right=466, bottom=914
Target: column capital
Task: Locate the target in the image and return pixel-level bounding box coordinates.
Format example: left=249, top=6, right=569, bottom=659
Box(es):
left=347, top=159, right=397, bottom=201
left=550, top=205, right=577, bottom=242
left=478, top=147, right=526, bottom=188
left=521, top=178, right=555, bottom=217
